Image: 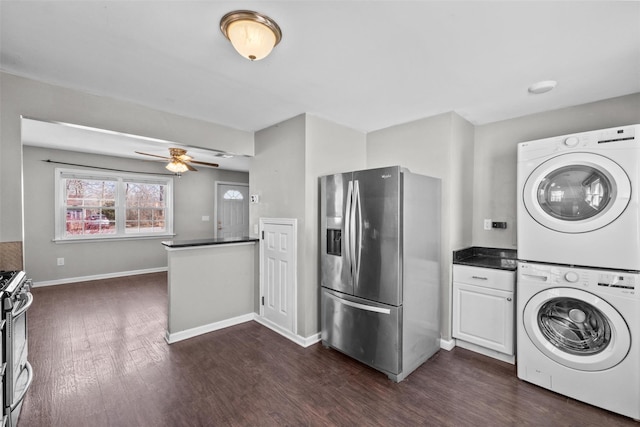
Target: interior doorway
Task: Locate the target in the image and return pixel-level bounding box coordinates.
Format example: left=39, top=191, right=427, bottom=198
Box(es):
left=215, top=182, right=249, bottom=238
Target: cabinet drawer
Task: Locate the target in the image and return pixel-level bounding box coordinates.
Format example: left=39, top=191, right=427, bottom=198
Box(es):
left=453, top=264, right=515, bottom=292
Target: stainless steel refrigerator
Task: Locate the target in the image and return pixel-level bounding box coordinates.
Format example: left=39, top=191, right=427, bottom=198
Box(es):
left=320, top=166, right=441, bottom=382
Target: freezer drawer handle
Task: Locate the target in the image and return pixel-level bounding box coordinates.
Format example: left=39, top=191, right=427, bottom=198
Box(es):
left=471, top=276, right=488, bottom=280
left=326, top=292, right=391, bottom=315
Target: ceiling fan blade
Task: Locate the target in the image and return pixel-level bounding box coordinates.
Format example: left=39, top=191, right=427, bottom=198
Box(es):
left=189, top=160, right=220, bottom=168
left=135, top=151, right=171, bottom=160
left=185, top=162, right=198, bottom=172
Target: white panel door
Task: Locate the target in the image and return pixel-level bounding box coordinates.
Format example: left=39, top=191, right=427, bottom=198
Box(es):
left=261, top=219, right=296, bottom=333
left=216, top=183, right=249, bottom=237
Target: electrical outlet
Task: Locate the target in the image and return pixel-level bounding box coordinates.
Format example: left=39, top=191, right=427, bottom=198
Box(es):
left=483, top=219, right=492, bottom=230
left=253, top=224, right=259, bottom=234
left=250, top=194, right=259, bottom=203
left=57, top=257, right=65, bottom=266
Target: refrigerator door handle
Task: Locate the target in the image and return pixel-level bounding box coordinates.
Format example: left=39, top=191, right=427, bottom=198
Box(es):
left=345, top=180, right=354, bottom=274
left=354, top=179, right=362, bottom=285
left=325, top=291, right=391, bottom=315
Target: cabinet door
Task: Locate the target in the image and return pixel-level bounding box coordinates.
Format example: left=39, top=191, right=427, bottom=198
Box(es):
left=453, top=282, right=514, bottom=355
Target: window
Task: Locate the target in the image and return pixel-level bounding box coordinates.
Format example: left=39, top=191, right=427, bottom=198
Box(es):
left=223, top=189, right=244, bottom=200
left=55, top=168, right=173, bottom=241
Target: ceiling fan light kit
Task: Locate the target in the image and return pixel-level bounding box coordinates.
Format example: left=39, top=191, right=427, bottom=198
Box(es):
left=220, top=10, right=282, bottom=61
left=166, top=160, right=189, bottom=173
left=135, top=147, right=219, bottom=173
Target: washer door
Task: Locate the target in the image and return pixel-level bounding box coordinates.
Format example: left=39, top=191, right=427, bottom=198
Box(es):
left=523, top=288, right=630, bottom=371
left=523, top=153, right=631, bottom=233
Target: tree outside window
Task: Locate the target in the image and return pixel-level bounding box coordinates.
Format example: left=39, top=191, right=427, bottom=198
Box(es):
left=55, top=169, right=173, bottom=241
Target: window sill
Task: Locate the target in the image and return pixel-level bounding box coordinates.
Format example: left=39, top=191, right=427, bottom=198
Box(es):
left=53, top=234, right=176, bottom=244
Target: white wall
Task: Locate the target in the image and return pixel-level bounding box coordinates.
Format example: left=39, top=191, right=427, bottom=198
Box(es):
left=22, top=146, right=248, bottom=282
left=366, top=111, right=475, bottom=340
left=473, top=92, right=640, bottom=249
left=0, top=71, right=253, bottom=270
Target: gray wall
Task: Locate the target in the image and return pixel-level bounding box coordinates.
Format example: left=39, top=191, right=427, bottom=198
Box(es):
left=250, top=114, right=366, bottom=337
left=473, top=92, right=640, bottom=249
left=366, top=112, right=475, bottom=340
left=0, top=71, right=253, bottom=251
left=23, top=145, right=248, bottom=282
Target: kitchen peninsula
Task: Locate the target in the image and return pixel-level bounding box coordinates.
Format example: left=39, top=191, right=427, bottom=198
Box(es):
left=162, top=236, right=259, bottom=343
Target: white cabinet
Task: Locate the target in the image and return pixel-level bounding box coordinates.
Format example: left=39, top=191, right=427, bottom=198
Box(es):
left=453, top=264, right=515, bottom=357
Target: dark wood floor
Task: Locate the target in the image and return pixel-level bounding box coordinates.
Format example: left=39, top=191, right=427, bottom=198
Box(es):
left=20, top=272, right=635, bottom=426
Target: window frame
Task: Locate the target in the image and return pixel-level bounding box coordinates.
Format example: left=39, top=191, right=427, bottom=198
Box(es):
left=54, top=168, right=174, bottom=242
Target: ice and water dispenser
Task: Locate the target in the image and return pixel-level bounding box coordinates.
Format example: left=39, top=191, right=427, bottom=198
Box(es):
left=327, top=229, right=341, bottom=256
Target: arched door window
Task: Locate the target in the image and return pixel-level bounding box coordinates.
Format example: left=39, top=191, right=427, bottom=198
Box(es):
left=223, top=190, right=244, bottom=200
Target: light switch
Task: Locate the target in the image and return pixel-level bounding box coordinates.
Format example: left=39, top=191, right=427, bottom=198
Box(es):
left=202, top=216, right=210, bottom=221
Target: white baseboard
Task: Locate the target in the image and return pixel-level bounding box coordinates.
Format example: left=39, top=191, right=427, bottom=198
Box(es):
left=455, top=339, right=516, bottom=364
left=440, top=338, right=456, bottom=351
left=165, top=313, right=255, bottom=344
left=253, top=315, right=321, bottom=348
left=31, top=267, right=168, bottom=287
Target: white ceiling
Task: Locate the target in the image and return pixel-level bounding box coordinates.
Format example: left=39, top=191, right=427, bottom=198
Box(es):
left=21, top=118, right=251, bottom=172
left=2, top=1, right=640, bottom=169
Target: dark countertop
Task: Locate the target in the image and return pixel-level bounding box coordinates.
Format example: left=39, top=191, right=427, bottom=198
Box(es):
left=453, top=246, right=518, bottom=271
left=162, top=236, right=259, bottom=248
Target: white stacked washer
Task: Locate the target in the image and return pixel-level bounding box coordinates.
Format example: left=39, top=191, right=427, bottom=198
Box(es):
left=516, top=124, right=640, bottom=420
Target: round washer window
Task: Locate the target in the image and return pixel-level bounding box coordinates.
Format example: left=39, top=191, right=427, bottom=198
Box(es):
left=523, top=287, right=630, bottom=371
left=538, top=297, right=611, bottom=355
left=537, top=165, right=612, bottom=222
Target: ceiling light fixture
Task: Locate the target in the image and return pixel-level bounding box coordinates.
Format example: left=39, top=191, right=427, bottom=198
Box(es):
left=166, top=160, right=189, bottom=173
left=528, top=80, right=557, bottom=94
left=220, top=10, right=282, bottom=61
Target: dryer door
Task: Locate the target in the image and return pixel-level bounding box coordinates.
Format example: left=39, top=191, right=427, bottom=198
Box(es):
left=523, top=287, right=631, bottom=371
left=523, top=153, right=631, bottom=233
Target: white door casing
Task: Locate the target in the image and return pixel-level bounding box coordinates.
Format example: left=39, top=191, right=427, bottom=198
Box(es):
left=215, top=182, right=249, bottom=238
left=260, top=218, right=297, bottom=334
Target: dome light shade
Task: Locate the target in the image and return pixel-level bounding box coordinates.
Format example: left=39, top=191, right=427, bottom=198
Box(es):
left=220, top=10, right=282, bottom=61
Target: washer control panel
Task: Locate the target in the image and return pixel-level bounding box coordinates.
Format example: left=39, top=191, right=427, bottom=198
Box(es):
left=597, top=273, right=636, bottom=290
left=518, top=262, right=638, bottom=296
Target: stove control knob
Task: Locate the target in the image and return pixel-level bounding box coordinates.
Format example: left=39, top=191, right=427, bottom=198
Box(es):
left=564, top=136, right=579, bottom=147
left=565, top=271, right=579, bottom=283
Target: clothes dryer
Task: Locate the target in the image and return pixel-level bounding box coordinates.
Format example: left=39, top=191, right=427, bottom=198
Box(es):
left=517, top=261, right=640, bottom=419
left=517, top=124, right=640, bottom=270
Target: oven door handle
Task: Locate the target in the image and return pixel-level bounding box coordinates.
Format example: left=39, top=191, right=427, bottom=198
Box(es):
left=10, top=361, right=33, bottom=412
left=11, top=292, right=33, bottom=318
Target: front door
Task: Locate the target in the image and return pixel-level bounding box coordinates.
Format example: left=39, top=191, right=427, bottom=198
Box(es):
left=261, top=219, right=296, bottom=334
left=216, top=183, right=249, bottom=237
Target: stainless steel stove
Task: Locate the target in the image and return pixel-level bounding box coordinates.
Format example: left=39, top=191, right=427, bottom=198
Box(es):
left=0, top=271, right=33, bottom=427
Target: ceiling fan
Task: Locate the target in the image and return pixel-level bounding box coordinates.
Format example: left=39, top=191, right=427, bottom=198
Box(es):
left=135, top=147, right=219, bottom=173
